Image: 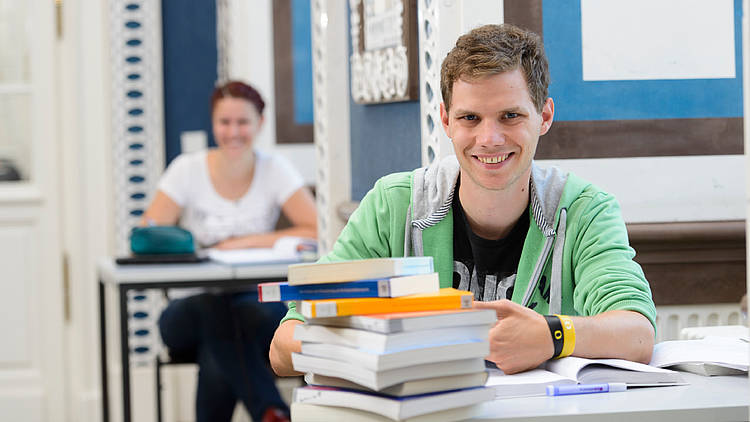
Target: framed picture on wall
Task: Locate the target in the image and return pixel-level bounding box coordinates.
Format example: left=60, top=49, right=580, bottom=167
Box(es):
left=504, top=0, right=743, bottom=159
left=350, top=0, right=419, bottom=104
left=273, top=0, right=314, bottom=144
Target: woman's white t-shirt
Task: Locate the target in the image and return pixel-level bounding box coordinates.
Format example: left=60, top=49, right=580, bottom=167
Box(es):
left=157, top=149, right=304, bottom=247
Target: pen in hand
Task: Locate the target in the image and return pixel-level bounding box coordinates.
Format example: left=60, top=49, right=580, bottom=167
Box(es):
left=546, top=382, right=627, bottom=396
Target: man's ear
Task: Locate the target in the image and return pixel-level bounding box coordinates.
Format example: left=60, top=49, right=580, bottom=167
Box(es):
left=440, top=102, right=451, bottom=137
left=539, top=97, right=554, bottom=136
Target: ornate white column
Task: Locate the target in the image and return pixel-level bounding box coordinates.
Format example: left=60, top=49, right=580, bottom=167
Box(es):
left=311, top=0, right=352, bottom=253
left=108, top=0, right=166, bottom=256
left=417, top=0, right=503, bottom=166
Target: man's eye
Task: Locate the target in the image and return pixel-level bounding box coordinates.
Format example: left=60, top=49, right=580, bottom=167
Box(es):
left=462, top=115, right=478, bottom=121
left=504, top=112, right=519, bottom=119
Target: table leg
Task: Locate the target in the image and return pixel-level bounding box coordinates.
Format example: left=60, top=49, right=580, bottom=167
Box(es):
left=99, top=280, right=109, bottom=422
left=119, top=285, right=132, bottom=422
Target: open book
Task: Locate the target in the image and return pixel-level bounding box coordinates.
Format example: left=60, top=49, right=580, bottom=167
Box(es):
left=205, top=236, right=317, bottom=265
left=650, top=336, right=749, bottom=376
left=487, top=356, right=685, bottom=398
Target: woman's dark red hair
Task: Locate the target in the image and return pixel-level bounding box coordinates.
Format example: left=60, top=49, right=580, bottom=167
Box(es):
left=210, top=81, right=265, bottom=115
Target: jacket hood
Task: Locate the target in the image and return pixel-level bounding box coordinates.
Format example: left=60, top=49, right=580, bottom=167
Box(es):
left=410, top=155, right=569, bottom=238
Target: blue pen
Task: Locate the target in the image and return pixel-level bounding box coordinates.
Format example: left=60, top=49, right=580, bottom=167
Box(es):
left=546, top=382, right=627, bottom=396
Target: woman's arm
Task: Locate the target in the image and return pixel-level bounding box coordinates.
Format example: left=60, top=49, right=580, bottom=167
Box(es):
left=140, top=191, right=182, bottom=226
left=213, top=187, right=318, bottom=249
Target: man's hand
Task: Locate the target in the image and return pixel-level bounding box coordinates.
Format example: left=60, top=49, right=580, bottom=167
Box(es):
left=473, top=299, right=554, bottom=374
left=269, top=319, right=304, bottom=376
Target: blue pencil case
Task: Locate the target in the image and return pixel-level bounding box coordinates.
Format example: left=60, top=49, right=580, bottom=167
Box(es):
left=130, top=226, right=195, bottom=255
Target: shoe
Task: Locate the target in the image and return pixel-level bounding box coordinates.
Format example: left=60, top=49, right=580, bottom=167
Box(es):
left=261, top=406, right=290, bottom=422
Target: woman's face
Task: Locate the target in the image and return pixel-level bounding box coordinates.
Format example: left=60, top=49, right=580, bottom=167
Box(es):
left=212, top=97, right=263, bottom=158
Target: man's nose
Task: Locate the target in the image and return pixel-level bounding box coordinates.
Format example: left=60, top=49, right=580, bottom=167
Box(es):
left=477, top=120, right=505, bottom=146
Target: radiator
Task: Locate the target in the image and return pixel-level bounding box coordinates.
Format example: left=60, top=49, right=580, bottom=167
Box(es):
left=655, top=304, right=744, bottom=342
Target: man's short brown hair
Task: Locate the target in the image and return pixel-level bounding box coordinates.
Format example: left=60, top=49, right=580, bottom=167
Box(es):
left=440, top=24, right=549, bottom=113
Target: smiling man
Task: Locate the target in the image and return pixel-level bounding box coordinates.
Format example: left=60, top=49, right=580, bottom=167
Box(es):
left=270, top=24, right=656, bottom=376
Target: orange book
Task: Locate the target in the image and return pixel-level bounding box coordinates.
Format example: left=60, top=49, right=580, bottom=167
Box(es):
left=299, top=288, right=473, bottom=318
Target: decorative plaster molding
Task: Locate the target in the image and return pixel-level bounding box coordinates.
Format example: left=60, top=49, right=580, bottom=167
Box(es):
left=350, top=0, right=417, bottom=104
left=108, top=0, right=166, bottom=365
left=417, top=0, right=442, bottom=165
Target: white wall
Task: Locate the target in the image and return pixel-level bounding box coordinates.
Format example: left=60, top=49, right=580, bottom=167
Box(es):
left=227, top=0, right=316, bottom=186
left=536, top=156, right=745, bottom=223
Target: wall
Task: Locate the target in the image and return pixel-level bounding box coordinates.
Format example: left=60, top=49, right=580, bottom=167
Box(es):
left=161, top=0, right=217, bottom=163
left=347, top=3, right=422, bottom=200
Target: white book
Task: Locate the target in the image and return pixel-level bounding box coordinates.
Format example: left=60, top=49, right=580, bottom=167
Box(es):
left=206, top=236, right=316, bottom=265
left=486, top=367, right=576, bottom=398
left=304, top=372, right=489, bottom=397
left=293, top=323, right=491, bottom=353
left=650, top=336, right=749, bottom=376
left=486, top=355, right=685, bottom=399
left=300, top=339, right=489, bottom=371
left=544, top=356, right=685, bottom=386
left=287, top=257, right=434, bottom=285
left=290, top=402, right=484, bottom=422
left=291, top=353, right=486, bottom=390
left=292, top=385, right=494, bottom=420
left=307, top=308, right=497, bottom=334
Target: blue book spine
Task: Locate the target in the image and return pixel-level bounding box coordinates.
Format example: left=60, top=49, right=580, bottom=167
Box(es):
left=259, top=279, right=389, bottom=302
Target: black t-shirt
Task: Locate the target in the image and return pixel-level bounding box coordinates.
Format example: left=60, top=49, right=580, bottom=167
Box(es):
left=452, top=180, right=529, bottom=302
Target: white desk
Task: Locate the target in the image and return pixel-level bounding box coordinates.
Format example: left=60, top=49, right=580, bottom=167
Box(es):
left=473, top=372, right=749, bottom=421
left=98, top=258, right=294, bottom=422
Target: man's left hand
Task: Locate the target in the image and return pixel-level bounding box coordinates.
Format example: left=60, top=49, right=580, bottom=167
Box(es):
left=473, top=299, right=554, bottom=374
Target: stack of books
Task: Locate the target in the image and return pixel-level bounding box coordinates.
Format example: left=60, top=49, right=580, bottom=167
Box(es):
left=259, top=257, right=496, bottom=422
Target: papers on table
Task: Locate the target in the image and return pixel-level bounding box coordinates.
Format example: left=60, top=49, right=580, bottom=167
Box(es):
left=206, top=236, right=317, bottom=265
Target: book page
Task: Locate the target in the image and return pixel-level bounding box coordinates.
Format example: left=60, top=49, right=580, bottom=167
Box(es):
left=650, top=337, right=749, bottom=370
left=206, top=236, right=314, bottom=265
left=545, top=356, right=677, bottom=381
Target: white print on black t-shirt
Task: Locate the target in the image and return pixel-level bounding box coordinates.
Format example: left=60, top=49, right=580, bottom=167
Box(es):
left=454, top=260, right=516, bottom=301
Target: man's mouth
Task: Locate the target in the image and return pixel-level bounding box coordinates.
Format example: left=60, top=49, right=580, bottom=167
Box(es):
left=476, top=153, right=512, bottom=164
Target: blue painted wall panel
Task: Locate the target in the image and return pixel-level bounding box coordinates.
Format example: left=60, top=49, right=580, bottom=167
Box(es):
left=292, top=0, right=314, bottom=124
left=161, top=0, right=218, bottom=165
left=543, top=0, right=743, bottom=121
left=347, top=4, right=421, bottom=200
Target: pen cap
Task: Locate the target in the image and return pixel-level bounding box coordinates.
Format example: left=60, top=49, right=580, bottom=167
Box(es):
left=609, top=383, right=627, bottom=392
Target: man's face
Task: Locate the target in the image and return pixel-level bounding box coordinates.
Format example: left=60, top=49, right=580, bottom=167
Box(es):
left=440, top=69, right=554, bottom=193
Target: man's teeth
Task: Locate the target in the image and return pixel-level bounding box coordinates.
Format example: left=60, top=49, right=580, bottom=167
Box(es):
left=477, top=154, right=510, bottom=164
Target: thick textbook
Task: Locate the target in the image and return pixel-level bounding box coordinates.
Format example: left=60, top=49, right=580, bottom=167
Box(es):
left=299, top=288, right=473, bottom=318
left=292, top=385, right=494, bottom=421
left=486, top=367, right=576, bottom=398
left=291, top=353, right=486, bottom=390
left=287, top=257, right=434, bottom=285
left=304, top=372, right=489, bottom=397
left=257, top=273, right=439, bottom=302
left=300, top=339, right=489, bottom=371
left=544, top=356, right=685, bottom=386
left=486, top=356, right=685, bottom=399
left=307, top=308, right=497, bottom=334
left=293, top=322, right=491, bottom=353
left=290, top=402, right=484, bottom=422
left=650, top=336, right=749, bottom=376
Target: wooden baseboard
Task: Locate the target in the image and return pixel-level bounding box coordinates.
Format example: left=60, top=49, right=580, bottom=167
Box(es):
left=628, top=221, right=746, bottom=306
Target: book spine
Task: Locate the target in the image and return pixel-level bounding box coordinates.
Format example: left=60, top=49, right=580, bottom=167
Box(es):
left=301, top=292, right=472, bottom=318
left=396, top=256, right=435, bottom=275
left=259, top=281, right=386, bottom=302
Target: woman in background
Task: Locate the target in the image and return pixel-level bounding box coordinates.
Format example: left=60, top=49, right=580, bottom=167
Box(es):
left=143, top=81, right=316, bottom=422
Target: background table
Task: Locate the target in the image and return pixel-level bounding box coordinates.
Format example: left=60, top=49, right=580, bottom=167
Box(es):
left=98, top=258, right=294, bottom=422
